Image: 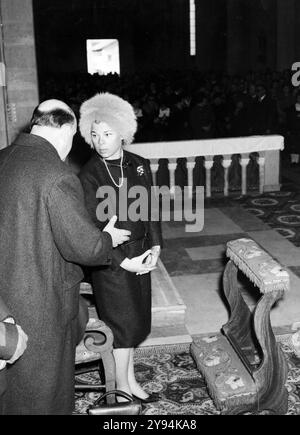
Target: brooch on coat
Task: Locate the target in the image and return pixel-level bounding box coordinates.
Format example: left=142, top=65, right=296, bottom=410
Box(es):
left=137, top=165, right=145, bottom=176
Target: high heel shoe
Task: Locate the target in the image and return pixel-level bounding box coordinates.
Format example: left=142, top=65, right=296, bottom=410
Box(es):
left=132, top=392, right=161, bottom=404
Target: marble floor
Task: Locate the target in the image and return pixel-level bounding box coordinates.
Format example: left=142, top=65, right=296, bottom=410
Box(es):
left=145, top=160, right=300, bottom=346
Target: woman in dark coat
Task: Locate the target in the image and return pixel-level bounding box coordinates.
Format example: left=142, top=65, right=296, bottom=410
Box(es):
left=79, top=93, right=163, bottom=402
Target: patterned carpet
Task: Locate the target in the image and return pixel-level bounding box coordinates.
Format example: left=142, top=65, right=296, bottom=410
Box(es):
left=74, top=171, right=300, bottom=415
left=75, top=339, right=300, bottom=415
left=234, top=190, right=300, bottom=248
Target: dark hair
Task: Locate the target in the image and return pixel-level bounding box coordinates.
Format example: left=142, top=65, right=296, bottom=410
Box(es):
left=30, top=107, right=76, bottom=130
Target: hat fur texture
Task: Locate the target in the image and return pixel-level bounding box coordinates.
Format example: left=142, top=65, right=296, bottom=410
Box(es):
left=79, top=93, right=137, bottom=147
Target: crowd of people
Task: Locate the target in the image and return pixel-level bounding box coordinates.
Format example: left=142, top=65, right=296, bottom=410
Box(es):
left=40, top=68, right=300, bottom=150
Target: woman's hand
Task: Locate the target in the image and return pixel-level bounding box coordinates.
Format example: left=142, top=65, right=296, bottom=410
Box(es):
left=120, top=250, right=157, bottom=275
left=144, top=245, right=161, bottom=269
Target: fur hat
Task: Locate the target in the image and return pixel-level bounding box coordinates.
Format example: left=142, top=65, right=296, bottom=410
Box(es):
left=79, top=92, right=137, bottom=147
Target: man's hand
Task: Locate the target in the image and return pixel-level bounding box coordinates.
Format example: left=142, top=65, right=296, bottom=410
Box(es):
left=8, top=325, right=28, bottom=364
left=120, top=250, right=157, bottom=275
left=103, top=216, right=131, bottom=248
left=144, top=245, right=161, bottom=269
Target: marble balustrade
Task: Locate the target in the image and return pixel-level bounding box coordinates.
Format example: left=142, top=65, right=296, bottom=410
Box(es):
left=125, top=135, right=284, bottom=198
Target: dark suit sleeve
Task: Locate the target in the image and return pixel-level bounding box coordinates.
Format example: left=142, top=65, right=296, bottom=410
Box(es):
left=47, top=173, right=112, bottom=266
left=111, top=247, right=127, bottom=268
left=78, top=171, right=102, bottom=229
left=143, top=158, right=163, bottom=248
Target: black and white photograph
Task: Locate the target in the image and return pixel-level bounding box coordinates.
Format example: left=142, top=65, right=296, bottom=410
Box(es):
left=0, top=0, right=300, bottom=417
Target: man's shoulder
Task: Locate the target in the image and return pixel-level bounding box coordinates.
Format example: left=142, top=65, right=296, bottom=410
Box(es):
left=79, top=154, right=99, bottom=178
left=32, top=150, right=72, bottom=184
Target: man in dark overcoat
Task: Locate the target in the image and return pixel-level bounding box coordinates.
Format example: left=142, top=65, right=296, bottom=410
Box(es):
left=0, top=100, right=130, bottom=415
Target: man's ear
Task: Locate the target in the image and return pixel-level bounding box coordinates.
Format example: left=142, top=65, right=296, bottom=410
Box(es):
left=60, top=123, right=75, bottom=137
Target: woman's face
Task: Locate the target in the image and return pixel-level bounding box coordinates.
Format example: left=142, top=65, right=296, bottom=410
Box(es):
left=91, top=121, right=122, bottom=160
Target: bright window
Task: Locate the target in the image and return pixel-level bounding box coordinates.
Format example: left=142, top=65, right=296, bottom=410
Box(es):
left=86, top=39, right=120, bottom=75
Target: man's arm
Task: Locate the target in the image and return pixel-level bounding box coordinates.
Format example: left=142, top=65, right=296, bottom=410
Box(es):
left=47, top=173, right=130, bottom=264
left=47, top=173, right=113, bottom=266
left=78, top=171, right=102, bottom=228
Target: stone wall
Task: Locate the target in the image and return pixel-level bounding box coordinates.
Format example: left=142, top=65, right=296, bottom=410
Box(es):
left=0, top=0, right=39, bottom=146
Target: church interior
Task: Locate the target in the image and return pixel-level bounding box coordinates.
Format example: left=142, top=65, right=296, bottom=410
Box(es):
left=1, top=0, right=300, bottom=416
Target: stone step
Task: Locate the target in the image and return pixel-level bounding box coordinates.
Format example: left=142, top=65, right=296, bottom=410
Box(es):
left=139, top=324, right=192, bottom=347
left=151, top=258, right=187, bottom=327
left=140, top=258, right=190, bottom=346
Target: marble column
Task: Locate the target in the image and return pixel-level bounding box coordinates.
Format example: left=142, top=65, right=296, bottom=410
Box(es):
left=0, top=0, right=39, bottom=147
left=264, top=149, right=281, bottom=192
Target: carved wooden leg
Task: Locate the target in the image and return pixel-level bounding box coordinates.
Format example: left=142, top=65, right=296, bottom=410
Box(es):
left=222, top=261, right=257, bottom=362
left=84, top=322, right=116, bottom=404
left=252, top=291, right=289, bottom=415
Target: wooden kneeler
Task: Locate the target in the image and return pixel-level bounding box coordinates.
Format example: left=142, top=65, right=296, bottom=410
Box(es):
left=191, top=238, right=289, bottom=415
left=75, top=284, right=116, bottom=405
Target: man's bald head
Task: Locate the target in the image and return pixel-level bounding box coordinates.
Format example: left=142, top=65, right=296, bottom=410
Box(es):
left=38, top=99, right=72, bottom=113
left=30, top=100, right=77, bottom=161
left=30, top=99, right=76, bottom=130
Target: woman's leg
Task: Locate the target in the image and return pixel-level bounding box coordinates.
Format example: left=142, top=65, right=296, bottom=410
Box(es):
left=113, top=348, right=131, bottom=400
left=128, top=348, right=149, bottom=399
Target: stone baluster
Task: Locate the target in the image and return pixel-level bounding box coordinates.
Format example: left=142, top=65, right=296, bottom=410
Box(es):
left=222, top=155, right=232, bottom=197
left=258, top=153, right=266, bottom=194
left=186, top=157, right=196, bottom=198
left=240, top=153, right=250, bottom=196
left=204, top=156, right=214, bottom=198
left=168, top=158, right=177, bottom=197
left=150, top=159, right=159, bottom=187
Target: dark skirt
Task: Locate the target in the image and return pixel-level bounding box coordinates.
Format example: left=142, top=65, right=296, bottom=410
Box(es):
left=91, top=239, right=152, bottom=348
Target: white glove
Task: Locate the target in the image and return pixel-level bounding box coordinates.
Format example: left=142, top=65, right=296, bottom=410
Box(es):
left=120, top=250, right=157, bottom=275
left=103, top=215, right=131, bottom=248
left=143, top=245, right=161, bottom=270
